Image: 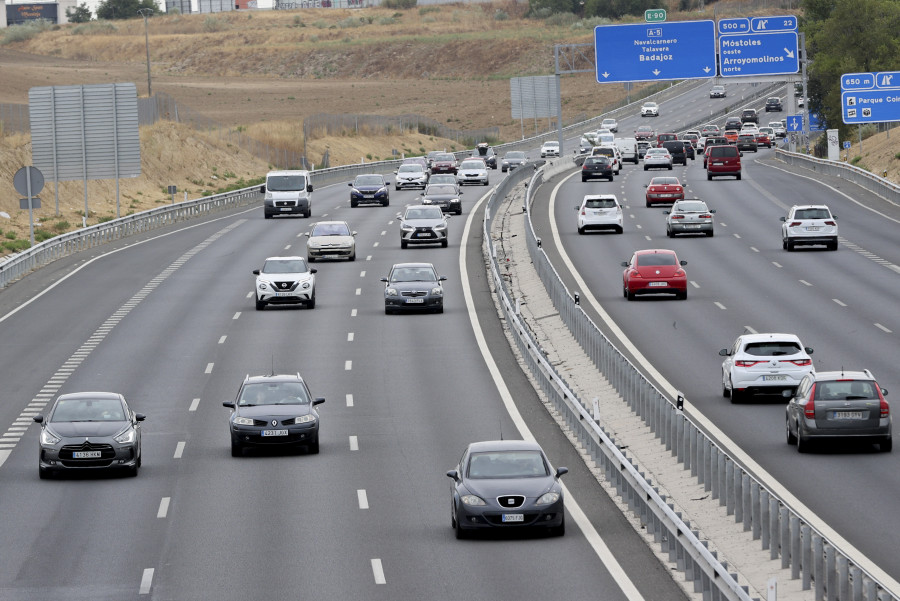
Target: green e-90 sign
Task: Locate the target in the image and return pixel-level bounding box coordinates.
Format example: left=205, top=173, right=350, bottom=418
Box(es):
left=645, top=9, right=666, bottom=22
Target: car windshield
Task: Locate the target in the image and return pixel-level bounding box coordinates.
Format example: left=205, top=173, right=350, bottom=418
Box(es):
left=814, top=380, right=878, bottom=401
left=543, top=142, right=559, bottom=148
left=404, top=207, right=443, bottom=220
left=425, top=185, right=457, bottom=195
left=636, top=253, right=677, bottom=267
left=506, top=152, right=525, bottom=159
left=262, top=259, right=308, bottom=274
left=584, top=197, right=617, bottom=209
left=466, top=450, right=549, bottom=479
left=459, top=160, right=484, bottom=169
left=51, top=397, right=126, bottom=422
left=644, top=102, right=658, bottom=108
left=675, top=202, right=707, bottom=212
left=390, top=266, right=437, bottom=282
left=267, top=175, right=307, bottom=191
left=637, top=126, right=653, bottom=132
left=435, top=154, right=455, bottom=161
left=239, top=382, right=310, bottom=406
left=650, top=178, right=680, bottom=186
left=743, top=341, right=801, bottom=356
left=355, top=175, right=383, bottom=186
left=398, top=165, right=424, bottom=173
left=311, top=223, right=350, bottom=237
left=793, top=208, right=831, bottom=219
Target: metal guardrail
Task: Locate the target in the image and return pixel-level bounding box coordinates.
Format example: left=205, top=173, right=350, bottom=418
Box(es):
left=775, top=149, right=900, bottom=206
left=506, top=155, right=899, bottom=601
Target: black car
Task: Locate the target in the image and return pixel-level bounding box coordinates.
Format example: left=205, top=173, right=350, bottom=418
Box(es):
left=581, top=156, right=614, bottom=181
left=223, top=374, right=324, bottom=456
left=736, top=134, right=758, bottom=152
left=724, top=117, right=743, bottom=131
left=501, top=151, right=527, bottom=172
left=473, top=143, right=497, bottom=169
left=421, top=183, right=463, bottom=215
left=447, top=440, right=567, bottom=539
left=381, top=262, right=446, bottom=314
left=740, top=109, right=759, bottom=124
left=765, top=97, right=783, bottom=112
left=34, top=392, right=145, bottom=479
left=349, top=174, right=390, bottom=207
left=662, top=140, right=687, bottom=165
left=681, top=140, right=695, bottom=160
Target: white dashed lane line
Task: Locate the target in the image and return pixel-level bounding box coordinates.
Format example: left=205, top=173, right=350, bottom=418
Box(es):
left=233, top=312, right=241, bottom=319
left=347, top=332, right=354, bottom=342
left=349, top=436, right=358, bottom=451
left=371, top=559, right=386, bottom=585
left=714, top=301, right=727, bottom=310
left=346, top=394, right=354, bottom=407
left=157, top=498, right=170, bottom=519
left=351, top=309, right=358, bottom=317
left=366, top=255, right=372, bottom=261
left=799, top=280, right=813, bottom=287
left=360, top=271, right=366, bottom=278
left=772, top=261, right=782, bottom=268
left=139, top=568, right=154, bottom=595
left=380, top=231, right=386, bottom=236
left=689, top=281, right=700, bottom=289
left=345, top=361, right=352, bottom=371
left=875, top=323, right=893, bottom=333
left=357, top=489, right=369, bottom=509
left=373, top=242, right=379, bottom=248
left=750, top=246, right=760, bottom=253
left=174, top=442, right=186, bottom=459
left=189, top=398, right=200, bottom=412
left=218, top=336, right=227, bottom=344
left=833, top=299, right=847, bottom=307
left=355, top=288, right=361, bottom=296
left=205, top=363, right=214, bottom=374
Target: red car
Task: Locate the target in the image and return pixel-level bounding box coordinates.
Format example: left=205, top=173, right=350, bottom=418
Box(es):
left=634, top=125, right=655, bottom=141
left=621, top=249, right=688, bottom=301
left=430, top=153, right=458, bottom=175
left=656, top=132, right=678, bottom=148
left=644, top=176, right=684, bottom=207
left=755, top=132, right=772, bottom=148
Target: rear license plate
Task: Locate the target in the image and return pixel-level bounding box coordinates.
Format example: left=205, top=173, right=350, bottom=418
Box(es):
left=405, top=298, right=424, bottom=304
left=762, top=375, right=787, bottom=381
left=262, top=429, right=288, bottom=437
left=806, top=226, right=821, bottom=231
left=502, top=514, right=524, bottom=523
left=832, top=411, right=864, bottom=420
left=660, top=194, right=673, bottom=198
left=685, top=224, right=701, bottom=228
left=73, top=451, right=102, bottom=459
left=649, top=282, right=668, bottom=287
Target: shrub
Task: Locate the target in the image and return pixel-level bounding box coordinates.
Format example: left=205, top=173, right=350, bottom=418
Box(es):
left=382, top=0, right=416, bottom=9
left=337, top=16, right=364, bottom=28
left=377, top=16, right=397, bottom=25
left=34, top=228, right=55, bottom=242
left=850, top=156, right=863, bottom=165
left=52, top=220, right=71, bottom=232
left=203, top=16, right=227, bottom=32
left=1, top=20, right=53, bottom=45
left=544, top=12, right=578, bottom=27
left=894, top=151, right=900, bottom=160
left=4, top=231, right=16, bottom=240
left=859, top=124, right=878, bottom=141
left=313, top=19, right=330, bottom=28
left=71, top=21, right=118, bottom=35
left=418, top=5, right=439, bottom=14
left=293, top=16, right=304, bottom=27
left=494, top=9, right=509, bottom=20
left=66, top=3, right=93, bottom=23
left=3, top=239, right=30, bottom=252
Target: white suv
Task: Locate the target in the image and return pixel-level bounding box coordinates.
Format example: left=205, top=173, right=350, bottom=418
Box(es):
left=641, top=102, right=659, bottom=117
left=780, top=205, right=838, bottom=251
left=540, top=140, right=561, bottom=157
left=576, top=194, right=623, bottom=235
left=719, top=333, right=814, bottom=403
left=253, top=256, right=317, bottom=310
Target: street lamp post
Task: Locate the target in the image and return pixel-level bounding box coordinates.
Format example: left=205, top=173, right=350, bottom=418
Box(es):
left=137, top=8, right=153, bottom=97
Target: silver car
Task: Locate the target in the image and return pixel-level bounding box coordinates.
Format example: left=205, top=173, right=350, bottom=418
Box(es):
left=665, top=200, right=715, bottom=237
left=381, top=262, right=447, bottom=314
left=306, top=220, right=356, bottom=262
left=786, top=370, right=891, bottom=453
left=643, top=148, right=673, bottom=171
left=456, top=158, right=489, bottom=186
left=780, top=204, right=838, bottom=251
left=398, top=205, right=449, bottom=249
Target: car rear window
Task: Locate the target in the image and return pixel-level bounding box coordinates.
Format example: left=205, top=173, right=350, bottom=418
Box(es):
left=710, top=146, right=739, bottom=158
left=794, top=208, right=831, bottom=219
left=743, top=341, right=801, bottom=356
left=636, top=254, right=677, bottom=267
left=814, top=381, right=877, bottom=400
left=584, top=198, right=617, bottom=208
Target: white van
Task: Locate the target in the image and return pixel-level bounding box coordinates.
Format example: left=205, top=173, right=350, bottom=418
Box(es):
left=264, top=170, right=313, bottom=219
left=614, top=138, right=639, bottom=164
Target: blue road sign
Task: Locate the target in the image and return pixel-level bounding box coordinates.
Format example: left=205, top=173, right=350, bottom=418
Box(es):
left=750, top=15, right=797, bottom=32
left=786, top=115, right=803, bottom=132
left=594, top=21, right=716, bottom=84
left=843, top=141, right=852, bottom=149
left=718, top=18, right=749, bottom=35
left=841, top=71, right=900, bottom=124
left=809, top=112, right=826, bottom=131
left=718, top=31, right=799, bottom=77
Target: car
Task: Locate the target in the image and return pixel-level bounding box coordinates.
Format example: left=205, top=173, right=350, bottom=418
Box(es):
left=306, top=220, right=356, bottom=262
left=798, top=96, right=806, bottom=107
left=740, top=108, right=759, bottom=124
left=704, top=136, right=730, bottom=153
left=253, top=256, right=317, bottom=310
left=428, top=173, right=458, bottom=186
left=709, top=85, right=726, bottom=98
left=643, top=147, right=673, bottom=171
left=348, top=174, right=390, bottom=208
left=724, top=117, right=743, bottom=131
left=614, top=137, right=639, bottom=164
left=723, top=129, right=740, bottom=144
left=473, top=143, right=497, bottom=169
left=780, top=204, right=839, bottom=251
left=381, top=262, right=446, bottom=314
left=425, top=150, right=445, bottom=169
left=662, top=140, right=687, bottom=165
left=540, top=140, right=561, bottom=158
left=601, top=118, right=618, bottom=133
left=655, top=132, right=678, bottom=148
left=634, top=125, right=656, bottom=141
left=578, top=136, right=594, bottom=154
left=402, top=157, right=429, bottom=171
left=719, top=333, right=814, bottom=403
left=398, top=204, right=449, bottom=248
left=785, top=369, right=891, bottom=453
left=447, top=440, right=567, bottom=539
left=769, top=121, right=787, bottom=138
left=736, top=134, right=758, bottom=152
left=700, top=124, right=721, bottom=137
left=581, top=155, right=615, bottom=182
left=758, top=126, right=776, bottom=142
left=765, top=97, right=783, bottom=112
left=681, top=140, right=696, bottom=160
left=641, top=101, right=659, bottom=117
left=421, top=183, right=463, bottom=215
left=645, top=176, right=684, bottom=207
left=739, top=122, right=759, bottom=134
left=682, top=132, right=700, bottom=148
left=637, top=140, right=652, bottom=159
left=589, top=145, right=621, bottom=174
left=264, top=170, right=313, bottom=219
left=576, top=194, right=623, bottom=234
left=754, top=131, right=773, bottom=148
left=456, top=158, right=490, bottom=186
left=395, top=164, right=429, bottom=190
left=223, top=373, right=324, bottom=456
left=429, top=153, right=458, bottom=175
left=665, top=199, right=715, bottom=237
left=621, top=249, right=688, bottom=301
left=706, top=145, right=742, bottom=180
left=501, top=151, right=527, bottom=172
left=34, top=392, right=145, bottom=479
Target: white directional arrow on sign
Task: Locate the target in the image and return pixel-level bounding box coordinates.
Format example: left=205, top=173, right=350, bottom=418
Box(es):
left=785, top=48, right=794, bottom=58
left=653, top=69, right=661, bottom=76
left=703, top=66, right=711, bottom=73
left=602, top=72, right=610, bottom=78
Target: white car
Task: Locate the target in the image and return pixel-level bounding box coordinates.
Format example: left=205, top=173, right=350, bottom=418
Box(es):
left=769, top=121, right=787, bottom=137
left=576, top=194, right=623, bottom=235
left=780, top=204, right=838, bottom=251
left=253, top=256, right=317, bottom=311
left=456, top=158, right=490, bottom=186
left=740, top=123, right=759, bottom=135
left=394, top=164, right=429, bottom=190
left=719, top=333, right=814, bottom=403
left=601, top=118, right=618, bottom=133
left=643, top=147, right=672, bottom=170
left=540, top=140, right=561, bottom=157
left=641, top=102, right=659, bottom=117
left=305, top=220, right=356, bottom=262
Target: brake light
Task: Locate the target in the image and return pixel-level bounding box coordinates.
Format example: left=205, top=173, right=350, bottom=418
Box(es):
left=805, top=384, right=817, bottom=419
left=877, top=385, right=890, bottom=417
left=699, top=214, right=712, bottom=218
left=790, top=221, right=802, bottom=227
left=784, top=359, right=812, bottom=366
left=825, top=221, right=836, bottom=226
left=671, top=215, right=685, bottom=219
left=735, top=360, right=764, bottom=367
left=581, top=209, right=587, bottom=215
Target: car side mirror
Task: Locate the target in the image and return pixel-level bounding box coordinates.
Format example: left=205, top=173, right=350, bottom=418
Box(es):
left=446, top=470, right=459, bottom=481
left=882, top=389, right=889, bottom=397
left=782, top=390, right=794, bottom=398
left=348, top=182, right=353, bottom=187
left=313, top=397, right=325, bottom=406
left=779, top=216, right=786, bottom=222
left=680, top=260, right=688, bottom=266
left=805, top=347, right=814, bottom=354
left=380, top=277, right=388, bottom=283
left=252, top=269, right=260, bottom=275
left=352, top=231, right=358, bottom=236
left=33, top=415, right=43, bottom=423
left=304, top=232, right=310, bottom=237
left=739, top=152, right=744, bottom=157
left=309, top=268, right=317, bottom=274
left=643, top=184, right=648, bottom=188
left=222, top=401, right=236, bottom=408
left=621, top=261, right=629, bottom=267
left=718, top=349, right=730, bottom=356
left=556, top=467, right=568, bottom=478
left=135, top=413, right=146, bottom=422
left=307, top=184, right=314, bottom=192
left=385, top=181, right=391, bottom=186
left=259, top=185, right=266, bottom=194
left=439, top=276, right=447, bottom=281
left=663, top=211, right=670, bottom=215
left=710, top=209, right=717, bottom=213
left=396, top=213, right=402, bottom=219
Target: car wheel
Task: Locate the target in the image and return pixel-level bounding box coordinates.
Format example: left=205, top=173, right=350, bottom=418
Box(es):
left=456, top=208, right=462, bottom=216
left=350, top=199, right=358, bottom=208
left=730, top=387, right=742, bottom=404
left=307, top=294, right=316, bottom=310
left=643, top=165, right=648, bottom=171
left=829, top=240, right=839, bottom=251
left=707, top=173, right=713, bottom=181
left=385, top=306, right=392, bottom=315
left=706, top=230, right=714, bottom=237
left=483, top=180, right=489, bottom=186
left=401, top=239, right=408, bottom=249
left=305, top=209, right=311, bottom=218
left=668, top=165, right=673, bottom=170
left=435, top=305, right=444, bottom=314
left=455, top=521, right=469, bottom=540
left=577, top=226, right=585, bottom=235
left=395, top=185, right=400, bottom=191
left=127, top=464, right=139, bottom=477
left=736, top=173, right=742, bottom=180
left=349, top=253, right=356, bottom=262
left=255, top=297, right=265, bottom=311
left=38, top=468, right=51, bottom=480
left=441, top=239, right=448, bottom=248
left=782, top=238, right=788, bottom=250
left=666, top=227, right=673, bottom=238
left=307, top=436, right=320, bottom=455
left=231, top=441, right=243, bottom=457
left=786, top=418, right=797, bottom=445
left=615, top=226, right=623, bottom=234
left=677, top=290, right=687, bottom=300
left=308, top=256, right=316, bottom=263
left=722, top=378, right=731, bottom=399
left=881, top=438, right=892, bottom=453
left=383, top=199, right=389, bottom=207
left=797, top=433, right=811, bottom=454
left=626, top=288, right=636, bottom=301
left=549, top=514, right=566, bottom=537
left=786, top=239, right=795, bottom=252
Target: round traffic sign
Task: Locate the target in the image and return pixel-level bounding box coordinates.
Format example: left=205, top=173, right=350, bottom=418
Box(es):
left=14, top=166, right=44, bottom=196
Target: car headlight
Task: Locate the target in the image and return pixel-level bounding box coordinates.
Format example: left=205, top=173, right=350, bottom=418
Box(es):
left=258, top=281, right=269, bottom=291
left=378, top=187, right=386, bottom=194
left=385, top=287, right=398, bottom=297
left=233, top=416, right=255, bottom=426
left=301, top=282, right=310, bottom=290
left=308, top=241, right=321, bottom=249
left=265, top=192, right=273, bottom=201
left=461, top=495, right=486, bottom=506
left=40, top=428, right=61, bottom=445
left=351, top=188, right=360, bottom=195
left=431, top=286, right=443, bottom=295
left=536, top=492, right=561, bottom=505
left=434, top=223, right=447, bottom=232
left=114, top=427, right=136, bottom=444
left=401, top=224, right=414, bottom=232
left=295, top=415, right=316, bottom=424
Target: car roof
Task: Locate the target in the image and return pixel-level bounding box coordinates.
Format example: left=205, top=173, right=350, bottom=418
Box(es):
left=466, top=440, right=544, bottom=453
left=264, top=255, right=306, bottom=261
left=311, top=220, right=349, bottom=227
left=267, top=170, right=309, bottom=177
left=244, top=373, right=306, bottom=385
left=737, top=333, right=803, bottom=344
left=789, top=204, right=830, bottom=211
left=635, top=248, right=677, bottom=256
left=56, top=391, right=123, bottom=401
left=391, top=262, right=436, bottom=270
left=811, top=370, right=874, bottom=381
left=582, top=194, right=619, bottom=202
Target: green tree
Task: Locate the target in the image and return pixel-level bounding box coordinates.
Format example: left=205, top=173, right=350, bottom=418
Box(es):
left=528, top=0, right=578, bottom=17
left=66, top=3, right=93, bottom=22
left=96, top=0, right=158, bottom=20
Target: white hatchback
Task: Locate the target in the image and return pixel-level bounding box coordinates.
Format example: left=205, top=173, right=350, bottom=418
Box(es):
left=719, top=333, right=814, bottom=403
left=576, top=194, right=623, bottom=235
left=780, top=205, right=838, bottom=251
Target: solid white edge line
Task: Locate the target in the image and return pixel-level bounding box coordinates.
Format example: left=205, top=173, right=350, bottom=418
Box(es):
left=549, top=162, right=900, bottom=591
left=461, top=185, right=645, bottom=601
left=371, top=558, right=386, bottom=584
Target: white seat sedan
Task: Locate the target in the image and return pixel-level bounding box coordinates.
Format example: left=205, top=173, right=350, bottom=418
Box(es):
left=643, top=147, right=673, bottom=170
left=780, top=204, right=838, bottom=251
left=456, top=158, right=490, bottom=186
left=575, top=194, right=623, bottom=235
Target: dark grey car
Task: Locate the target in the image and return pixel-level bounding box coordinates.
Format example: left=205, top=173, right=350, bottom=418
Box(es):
left=786, top=370, right=891, bottom=453
left=501, top=151, right=527, bottom=172
left=34, top=392, right=145, bottom=479
left=421, top=184, right=463, bottom=215
left=447, top=440, right=567, bottom=539
left=381, top=262, right=446, bottom=314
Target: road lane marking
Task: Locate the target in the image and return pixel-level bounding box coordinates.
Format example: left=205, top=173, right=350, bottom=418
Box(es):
left=157, top=498, right=170, bottom=518
left=351, top=309, right=358, bottom=317
left=875, top=323, right=892, bottom=333
left=772, top=262, right=782, bottom=268
left=690, top=281, right=699, bottom=289
left=360, top=271, right=366, bottom=277
left=205, top=363, right=214, bottom=374
left=349, top=436, right=358, bottom=451
left=799, top=280, right=812, bottom=286
left=284, top=245, right=291, bottom=250
left=366, top=255, right=373, bottom=261
left=714, top=302, right=727, bottom=310
left=355, top=288, right=361, bottom=296
left=346, top=394, right=354, bottom=407
left=750, top=246, right=759, bottom=252
left=371, top=559, right=386, bottom=584
left=189, top=398, right=200, bottom=412
left=174, top=442, right=186, bottom=459
left=348, top=332, right=354, bottom=342
left=357, top=489, right=369, bottom=509
left=833, top=299, right=847, bottom=307
left=345, top=361, right=352, bottom=371
left=233, top=312, right=241, bottom=320
left=218, top=336, right=227, bottom=344
left=139, top=568, right=154, bottom=595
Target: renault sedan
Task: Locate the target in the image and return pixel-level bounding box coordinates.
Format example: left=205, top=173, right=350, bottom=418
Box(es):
left=447, top=440, right=567, bottom=539
left=645, top=177, right=683, bottom=207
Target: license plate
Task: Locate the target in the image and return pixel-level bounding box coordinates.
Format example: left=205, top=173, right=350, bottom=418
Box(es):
left=502, top=514, right=524, bottom=523
left=279, top=207, right=292, bottom=212
left=405, top=298, right=424, bottom=304
left=806, top=226, right=821, bottom=231
left=261, top=429, right=288, bottom=437
left=660, top=193, right=673, bottom=198
left=685, top=224, right=701, bottom=229
left=649, top=281, right=668, bottom=287
left=274, top=291, right=294, bottom=297
left=364, top=194, right=375, bottom=199
left=762, top=375, right=787, bottom=381
left=73, top=451, right=101, bottom=459
left=832, top=411, right=864, bottom=420
left=416, top=232, right=434, bottom=238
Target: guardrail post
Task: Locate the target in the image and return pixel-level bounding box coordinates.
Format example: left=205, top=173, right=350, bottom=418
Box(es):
left=725, top=458, right=734, bottom=514
left=838, top=556, right=849, bottom=601
left=741, top=473, right=751, bottom=530
left=801, top=524, right=811, bottom=590
left=770, top=498, right=780, bottom=560
left=825, top=544, right=836, bottom=601
left=780, top=506, right=790, bottom=568
left=790, top=515, right=800, bottom=579
left=814, top=535, right=824, bottom=601
left=761, top=490, right=770, bottom=550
